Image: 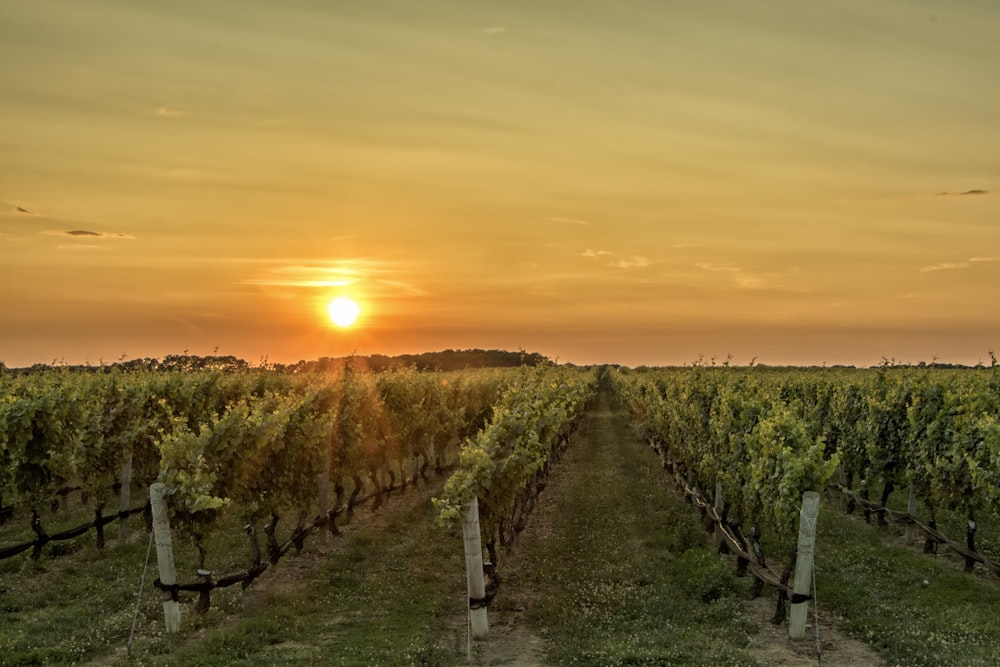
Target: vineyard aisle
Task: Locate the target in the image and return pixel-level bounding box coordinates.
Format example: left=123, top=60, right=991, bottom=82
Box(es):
left=473, top=385, right=883, bottom=666
left=88, top=473, right=472, bottom=666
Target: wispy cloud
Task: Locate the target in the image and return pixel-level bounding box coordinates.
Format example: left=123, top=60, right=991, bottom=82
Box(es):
left=69, top=230, right=133, bottom=238
left=1, top=202, right=39, bottom=217
left=696, top=263, right=767, bottom=289
left=243, top=259, right=422, bottom=294
left=920, top=262, right=967, bottom=272
left=246, top=264, right=359, bottom=288
left=480, top=25, right=507, bottom=35
left=376, top=279, right=428, bottom=296
left=582, top=249, right=650, bottom=269
left=696, top=263, right=741, bottom=273
left=2, top=203, right=135, bottom=244
left=49, top=228, right=135, bottom=250
left=609, top=257, right=651, bottom=269
left=921, top=256, right=998, bottom=272
left=154, top=106, right=190, bottom=118
left=937, top=189, right=989, bottom=196
left=46, top=229, right=135, bottom=240
left=547, top=216, right=591, bottom=226
left=735, top=274, right=767, bottom=289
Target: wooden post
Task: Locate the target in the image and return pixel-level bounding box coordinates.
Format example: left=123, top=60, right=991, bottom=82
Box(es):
left=429, top=439, right=439, bottom=475
left=461, top=497, right=489, bottom=639
left=118, top=454, right=133, bottom=543
left=150, top=483, right=181, bottom=633
left=964, top=517, right=977, bottom=573
left=789, top=491, right=820, bottom=639
left=905, top=485, right=917, bottom=546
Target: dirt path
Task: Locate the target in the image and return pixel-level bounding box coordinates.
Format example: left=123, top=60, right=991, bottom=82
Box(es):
left=468, top=385, right=883, bottom=666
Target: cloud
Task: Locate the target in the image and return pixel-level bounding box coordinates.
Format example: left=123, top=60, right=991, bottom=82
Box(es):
left=2, top=204, right=135, bottom=242
left=609, top=257, right=651, bottom=269
left=696, top=263, right=741, bottom=273
left=481, top=26, right=507, bottom=35
left=154, top=106, right=189, bottom=118
left=69, top=229, right=133, bottom=239
left=734, top=273, right=766, bottom=289
left=46, top=229, right=135, bottom=240
left=937, top=189, right=989, bottom=196
left=243, top=259, right=415, bottom=291
left=920, top=256, right=998, bottom=272
left=547, top=216, right=591, bottom=226
left=247, top=273, right=356, bottom=288
left=922, top=262, right=964, bottom=272
left=1, top=202, right=39, bottom=217
left=376, top=279, right=428, bottom=296
left=582, top=249, right=650, bottom=269
left=696, top=263, right=767, bottom=289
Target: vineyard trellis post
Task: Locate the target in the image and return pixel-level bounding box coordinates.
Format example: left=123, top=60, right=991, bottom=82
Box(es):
left=461, top=497, right=489, bottom=640
left=789, top=491, right=820, bottom=639
left=150, top=483, right=181, bottom=633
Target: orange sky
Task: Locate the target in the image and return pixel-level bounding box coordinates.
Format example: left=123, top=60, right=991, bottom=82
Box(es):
left=2, top=1, right=999, bottom=368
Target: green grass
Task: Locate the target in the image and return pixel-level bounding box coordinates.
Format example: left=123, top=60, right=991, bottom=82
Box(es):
left=493, top=392, right=761, bottom=666
left=133, top=485, right=470, bottom=666
left=815, top=499, right=1000, bottom=667
left=1, top=481, right=469, bottom=666
left=6, top=390, right=1000, bottom=666
left=839, top=478, right=1000, bottom=566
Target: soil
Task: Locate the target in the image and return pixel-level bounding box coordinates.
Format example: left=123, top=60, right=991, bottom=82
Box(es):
left=742, top=597, right=882, bottom=666
left=471, top=596, right=884, bottom=667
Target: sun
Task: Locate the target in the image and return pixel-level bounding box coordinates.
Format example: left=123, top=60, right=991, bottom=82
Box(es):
left=326, top=297, right=361, bottom=327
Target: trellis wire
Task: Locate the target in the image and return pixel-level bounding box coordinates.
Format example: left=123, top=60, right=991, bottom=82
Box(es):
left=127, top=530, right=155, bottom=656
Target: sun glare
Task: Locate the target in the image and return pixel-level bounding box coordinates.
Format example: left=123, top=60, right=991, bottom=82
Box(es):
left=327, top=297, right=361, bottom=327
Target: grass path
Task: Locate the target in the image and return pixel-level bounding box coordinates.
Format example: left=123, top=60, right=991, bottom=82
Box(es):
left=2, top=469, right=470, bottom=666
left=119, top=478, right=470, bottom=666
left=475, top=386, right=763, bottom=666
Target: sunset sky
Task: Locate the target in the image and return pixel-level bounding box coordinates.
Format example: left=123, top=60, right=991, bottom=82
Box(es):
left=2, top=0, right=999, bottom=368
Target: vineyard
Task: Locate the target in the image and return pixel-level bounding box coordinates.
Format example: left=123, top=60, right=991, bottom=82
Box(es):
left=2, top=362, right=502, bottom=564
left=608, top=362, right=1000, bottom=577
left=3, top=359, right=1000, bottom=665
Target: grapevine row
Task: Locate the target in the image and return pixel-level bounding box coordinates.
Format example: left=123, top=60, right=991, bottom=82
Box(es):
left=609, top=364, right=1000, bottom=577
left=0, top=363, right=511, bottom=571
left=434, top=366, right=599, bottom=590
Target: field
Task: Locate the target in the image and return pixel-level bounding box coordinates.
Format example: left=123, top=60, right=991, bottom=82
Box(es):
left=4, top=365, right=1000, bottom=665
